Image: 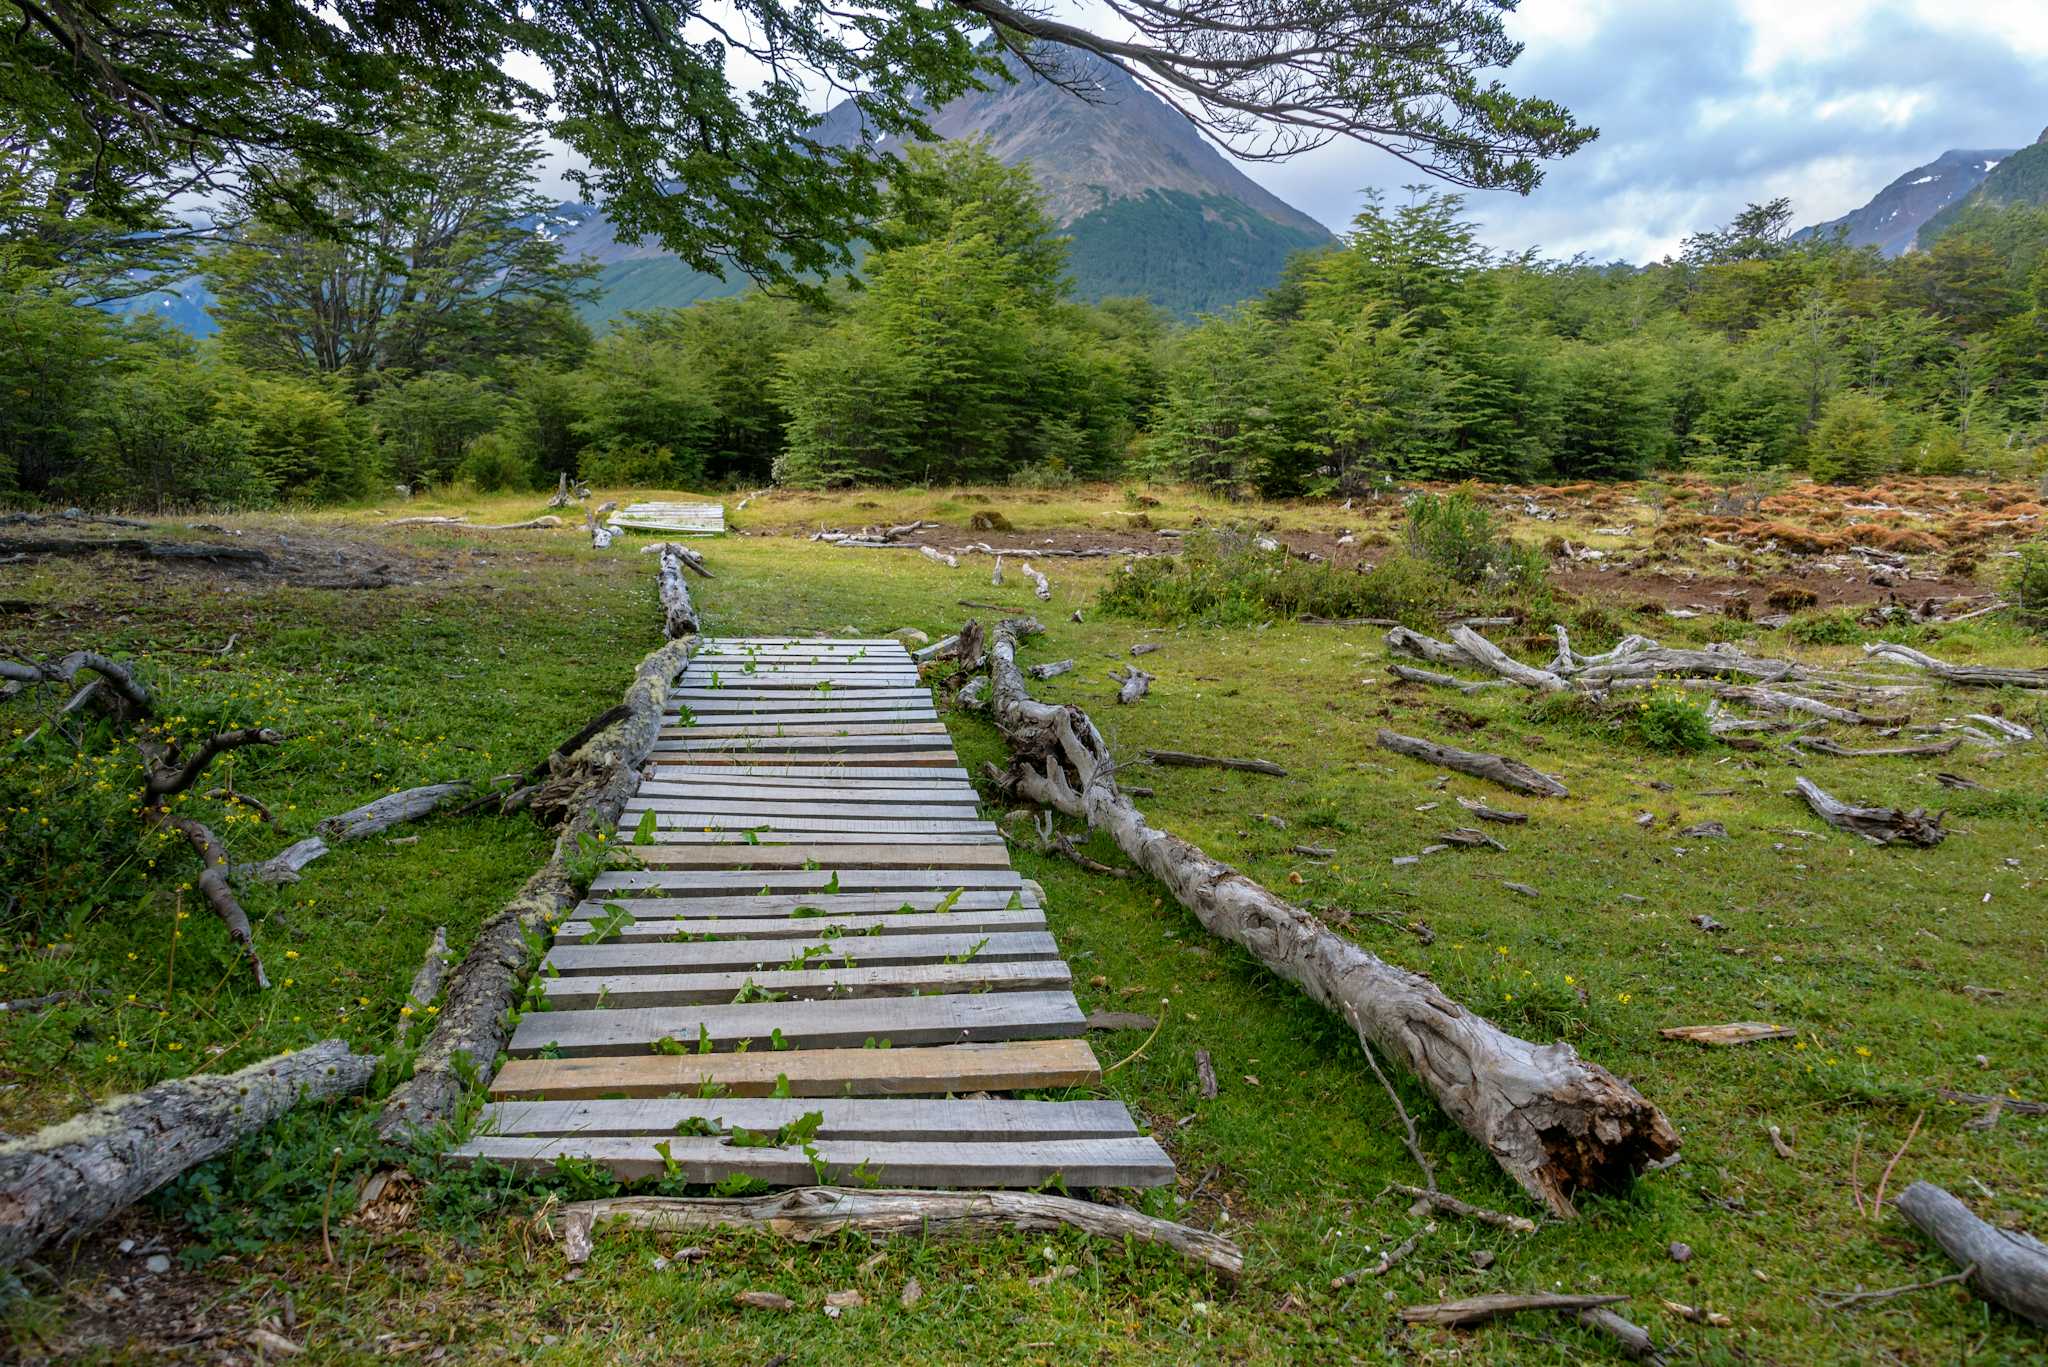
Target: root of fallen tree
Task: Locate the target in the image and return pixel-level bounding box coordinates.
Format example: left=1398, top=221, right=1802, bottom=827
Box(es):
left=376, top=563, right=702, bottom=1141
left=982, top=619, right=1677, bottom=1217
left=555, top=1188, right=1242, bottom=1280
left=0, top=1040, right=376, bottom=1269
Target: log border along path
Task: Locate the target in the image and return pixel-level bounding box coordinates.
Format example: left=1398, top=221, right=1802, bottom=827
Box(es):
left=449, top=637, right=1175, bottom=1191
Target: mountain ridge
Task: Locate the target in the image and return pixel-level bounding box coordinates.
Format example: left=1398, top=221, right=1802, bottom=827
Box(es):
left=554, top=49, right=1335, bottom=323
left=1795, top=147, right=2014, bottom=256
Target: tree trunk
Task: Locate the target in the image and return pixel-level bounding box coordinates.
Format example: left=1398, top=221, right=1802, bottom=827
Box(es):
left=1376, top=729, right=1569, bottom=798
left=0, top=1041, right=375, bottom=1269
left=556, top=1188, right=1242, bottom=1280
left=1864, top=643, right=2048, bottom=690
left=1791, top=777, right=1945, bottom=846
left=237, top=781, right=474, bottom=884
left=1894, top=1181, right=2048, bottom=1327
left=376, top=633, right=698, bottom=1140
left=653, top=544, right=701, bottom=639
left=985, top=621, right=1676, bottom=1217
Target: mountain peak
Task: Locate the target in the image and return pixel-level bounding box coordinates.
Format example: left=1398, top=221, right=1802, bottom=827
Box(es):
left=1796, top=145, right=2017, bottom=256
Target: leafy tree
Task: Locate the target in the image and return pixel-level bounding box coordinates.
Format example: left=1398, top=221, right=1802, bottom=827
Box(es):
left=1147, top=312, right=1323, bottom=495
left=215, top=375, right=375, bottom=501
left=1807, top=390, right=1900, bottom=484
left=369, top=372, right=502, bottom=489
left=204, top=112, right=594, bottom=383
left=1301, top=187, right=1491, bottom=328
left=573, top=333, right=722, bottom=487
left=1548, top=341, right=1673, bottom=479
left=74, top=348, right=264, bottom=507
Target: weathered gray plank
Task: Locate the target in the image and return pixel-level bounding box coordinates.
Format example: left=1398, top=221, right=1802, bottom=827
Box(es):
left=653, top=765, right=971, bottom=781
left=632, top=841, right=1010, bottom=869
left=490, top=1039, right=1099, bottom=1099
left=555, top=909, right=1048, bottom=943
left=567, top=890, right=1037, bottom=922
left=547, top=930, right=1060, bottom=976
left=480, top=1097, right=1138, bottom=1141
left=648, top=831, right=1004, bottom=847
left=624, top=801, right=988, bottom=821
left=663, top=723, right=951, bottom=739
left=542, top=958, right=1072, bottom=1009
left=448, top=1135, right=1175, bottom=1187
left=633, top=814, right=995, bottom=834
left=591, top=869, right=1024, bottom=895
left=506, top=989, right=1083, bottom=1056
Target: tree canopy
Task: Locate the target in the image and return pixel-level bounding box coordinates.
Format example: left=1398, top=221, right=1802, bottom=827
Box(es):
left=4, top=0, right=1590, bottom=292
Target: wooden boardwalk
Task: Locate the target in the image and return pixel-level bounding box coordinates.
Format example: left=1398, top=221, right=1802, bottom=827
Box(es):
left=451, top=638, right=1175, bottom=1190
left=608, top=501, right=726, bottom=536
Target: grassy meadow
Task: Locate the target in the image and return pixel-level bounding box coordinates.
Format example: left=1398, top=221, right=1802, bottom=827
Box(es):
left=2, top=482, right=2044, bottom=1363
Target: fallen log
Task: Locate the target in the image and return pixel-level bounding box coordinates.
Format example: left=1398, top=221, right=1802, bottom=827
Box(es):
left=1020, top=562, right=1051, bottom=601
left=1027, top=658, right=1074, bottom=680
left=236, top=781, right=474, bottom=885
left=1791, top=777, right=1945, bottom=846
left=1142, top=749, right=1287, bottom=777
left=1112, top=665, right=1152, bottom=704
left=1864, top=643, right=2048, bottom=690
left=1387, top=663, right=1511, bottom=694
left=1795, top=737, right=1961, bottom=759
left=556, top=1187, right=1242, bottom=1280
left=1399, top=1292, right=1629, bottom=1328
left=1456, top=796, right=1528, bottom=825
left=654, top=543, right=701, bottom=639
left=919, top=546, right=959, bottom=569
left=475, top=516, right=563, bottom=531
left=383, top=515, right=467, bottom=527
left=0, top=1040, right=375, bottom=1269
left=379, top=641, right=693, bottom=1138
left=377, top=560, right=703, bottom=1140
left=1376, top=730, right=1568, bottom=798
left=0, top=536, right=270, bottom=565
left=1385, top=626, right=1480, bottom=669
left=1894, top=1181, right=2048, bottom=1327
left=1450, top=625, right=1567, bottom=691
left=985, top=620, right=1676, bottom=1217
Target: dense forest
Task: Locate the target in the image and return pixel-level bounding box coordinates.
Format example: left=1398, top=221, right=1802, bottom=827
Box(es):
left=4, top=118, right=2046, bottom=508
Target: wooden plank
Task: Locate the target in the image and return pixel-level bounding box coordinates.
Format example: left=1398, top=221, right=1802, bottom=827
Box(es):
left=625, top=801, right=988, bottom=821
left=507, top=989, right=1084, bottom=1056
left=659, top=764, right=970, bottom=780
left=548, top=931, right=1058, bottom=975
left=661, top=723, right=951, bottom=739
left=447, top=1135, right=1174, bottom=1188
left=651, top=752, right=959, bottom=768
left=491, top=1039, right=1100, bottom=1099
left=675, top=688, right=926, bottom=700
left=648, top=832, right=1003, bottom=847
left=566, top=890, right=1037, bottom=921
left=670, top=716, right=945, bottom=727
left=630, top=843, right=1012, bottom=869
left=630, top=786, right=978, bottom=807
left=479, top=1097, right=1138, bottom=1141
left=591, top=869, right=1024, bottom=896
left=556, top=909, right=1048, bottom=943
left=543, top=958, right=1072, bottom=1009
left=677, top=676, right=920, bottom=689
left=634, top=814, right=995, bottom=834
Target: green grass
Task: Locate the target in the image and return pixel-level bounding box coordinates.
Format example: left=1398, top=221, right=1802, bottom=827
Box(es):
left=3, top=489, right=2045, bottom=1362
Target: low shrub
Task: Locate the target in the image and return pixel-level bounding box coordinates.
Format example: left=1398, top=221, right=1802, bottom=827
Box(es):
left=1627, top=683, right=1713, bottom=752
left=1404, top=489, right=1544, bottom=588
left=1785, top=611, right=1867, bottom=645
left=1096, top=530, right=1447, bottom=626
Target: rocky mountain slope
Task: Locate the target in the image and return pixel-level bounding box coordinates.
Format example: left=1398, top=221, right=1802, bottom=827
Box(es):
left=1797, top=146, right=2015, bottom=256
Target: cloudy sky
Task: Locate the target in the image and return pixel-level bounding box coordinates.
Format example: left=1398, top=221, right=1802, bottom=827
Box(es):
left=1250, top=0, right=2048, bottom=262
